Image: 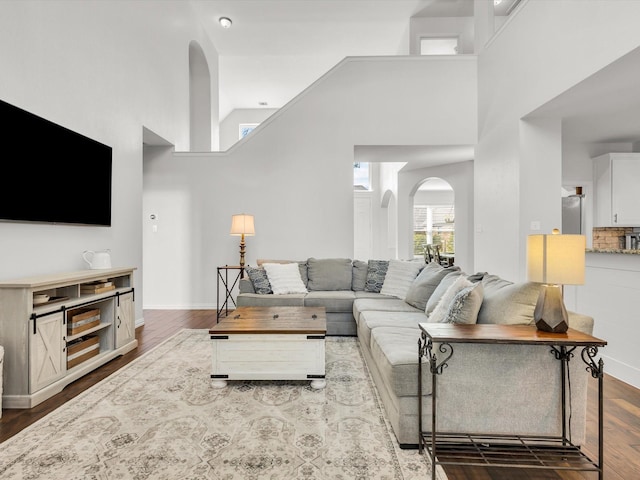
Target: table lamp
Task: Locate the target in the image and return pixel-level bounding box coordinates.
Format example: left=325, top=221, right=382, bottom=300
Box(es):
left=527, top=229, right=586, bottom=333
left=230, top=214, right=255, bottom=271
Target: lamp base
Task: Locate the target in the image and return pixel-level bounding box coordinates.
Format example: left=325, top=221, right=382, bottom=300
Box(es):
left=534, top=284, right=569, bottom=333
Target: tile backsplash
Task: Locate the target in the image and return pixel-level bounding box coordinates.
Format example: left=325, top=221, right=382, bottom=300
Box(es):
left=592, top=227, right=634, bottom=249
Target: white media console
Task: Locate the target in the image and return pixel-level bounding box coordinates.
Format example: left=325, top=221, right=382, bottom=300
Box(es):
left=0, top=267, right=138, bottom=408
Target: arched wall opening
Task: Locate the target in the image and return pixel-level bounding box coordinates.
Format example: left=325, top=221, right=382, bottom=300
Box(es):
left=398, top=161, right=474, bottom=273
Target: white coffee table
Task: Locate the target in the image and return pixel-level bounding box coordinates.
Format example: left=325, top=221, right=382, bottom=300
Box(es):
left=209, top=306, right=327, bottom=389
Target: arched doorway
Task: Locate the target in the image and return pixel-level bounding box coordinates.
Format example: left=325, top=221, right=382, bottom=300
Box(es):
left=412, top=177, right=455, bottom=264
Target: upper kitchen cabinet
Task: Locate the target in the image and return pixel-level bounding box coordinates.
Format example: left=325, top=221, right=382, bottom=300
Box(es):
left=593, top=153, right=640, bottom=227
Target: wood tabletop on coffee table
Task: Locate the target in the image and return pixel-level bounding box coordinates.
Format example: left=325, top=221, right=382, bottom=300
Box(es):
left=419, top=323, right=607, bottom=347
left=210, top=306, right=327, bottom=335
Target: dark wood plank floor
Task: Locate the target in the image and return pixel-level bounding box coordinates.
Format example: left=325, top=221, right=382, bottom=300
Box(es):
left=1, top=310, right=639, bottom=480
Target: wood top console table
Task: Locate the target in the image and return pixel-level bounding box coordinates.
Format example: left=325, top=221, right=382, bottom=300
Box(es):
left=418, top=323, right=607, bottom=480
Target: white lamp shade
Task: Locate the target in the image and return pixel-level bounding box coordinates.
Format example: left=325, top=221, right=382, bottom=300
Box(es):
left=527, top=233, right=585, bottom=285
left=230, top=214, right=255, bottom=236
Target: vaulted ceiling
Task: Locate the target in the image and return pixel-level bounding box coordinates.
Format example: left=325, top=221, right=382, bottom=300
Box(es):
left=191, top=0, right=516, bottom=120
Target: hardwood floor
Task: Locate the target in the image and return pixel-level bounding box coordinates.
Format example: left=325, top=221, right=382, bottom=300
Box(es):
left=1, top=309, right=639, bottom=480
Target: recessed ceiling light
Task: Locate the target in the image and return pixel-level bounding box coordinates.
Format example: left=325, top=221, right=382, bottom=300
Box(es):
left=219, top=17, right=232, bottom=28
left=258, top=101, right=268, bottom=106
left=494, top=0, right=502, bottom=5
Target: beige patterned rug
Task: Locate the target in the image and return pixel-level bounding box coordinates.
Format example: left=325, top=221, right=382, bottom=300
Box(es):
left=0, top=329, right=447, bottom=479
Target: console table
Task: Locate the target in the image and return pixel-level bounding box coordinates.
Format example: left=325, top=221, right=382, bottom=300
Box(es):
left=216, top=265, right=244, bottom=320
left=418, top=323, right=607, bottom=480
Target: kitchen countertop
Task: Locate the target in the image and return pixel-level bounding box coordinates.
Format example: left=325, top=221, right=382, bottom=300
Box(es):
left=586, top=248, right=640, bottom=254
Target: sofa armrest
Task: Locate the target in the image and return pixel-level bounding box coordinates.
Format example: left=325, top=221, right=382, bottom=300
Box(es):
left=239, top=277, right=255, bottom=294
left=568, top=311, right=594, bottom=335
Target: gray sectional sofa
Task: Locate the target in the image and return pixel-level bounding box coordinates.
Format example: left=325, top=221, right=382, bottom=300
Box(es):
left=237, top=257, right=596, bottom=447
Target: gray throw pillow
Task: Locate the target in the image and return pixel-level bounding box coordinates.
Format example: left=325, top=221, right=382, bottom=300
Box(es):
left=364, top=260, right=389, bottom=293
left=405, top=264, right=461, bottom=311
left=477, top=279, right=541, bottom=325
left=245, top=266, right=272, bottom=294
left=306, top=258, right=353, bottom=291
left=352, top=259, right=368, bottom=291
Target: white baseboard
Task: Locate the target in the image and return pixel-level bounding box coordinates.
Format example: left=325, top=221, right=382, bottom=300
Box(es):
left=601, top=353, right=640, bottom=390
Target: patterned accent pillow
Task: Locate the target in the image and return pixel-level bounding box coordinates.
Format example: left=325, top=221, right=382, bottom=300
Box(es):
left=364, top=260, right=389, bottom=293
left=445, top=282, right=484, bottom=324
left=428, top=275, right=472, bottom=323
left=245, top=266, right=272, bottom=294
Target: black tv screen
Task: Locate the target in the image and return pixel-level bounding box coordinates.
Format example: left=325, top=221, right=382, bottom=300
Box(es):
left=0, top=99, right=112, bottom=226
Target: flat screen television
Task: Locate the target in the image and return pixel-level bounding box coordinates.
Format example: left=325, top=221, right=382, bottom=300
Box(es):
left=0, top=98, right=112, bottom=226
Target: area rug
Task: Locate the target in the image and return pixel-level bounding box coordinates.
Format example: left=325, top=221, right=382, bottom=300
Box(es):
left=0, top=329, right=447, bottom=480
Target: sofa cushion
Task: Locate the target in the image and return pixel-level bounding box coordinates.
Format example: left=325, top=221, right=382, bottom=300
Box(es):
left=369, top=327, right=430, bottom=397
left=262, top=263, right=308, bottom=295
left=353, top=297, right=421, bottom=325
left=380, top=260, right=423, bottom=299
left=405, top=264, right=460, bottom=311
left=477, top=277, right=540, bottom=325
left=352, top=259, right=368, bottom=291
left=357, top=310, right=425, bottom=351
left=306, top=257, right=352, bottom=291
left=245, top=266, right=272, bottom=294
left=364, top=260, right=389, bottom=293
left=354, top=290, right=386, bottom=299
left=236, top=293, right=306, bottom=307
left=304, top=290, right=355, bottom=313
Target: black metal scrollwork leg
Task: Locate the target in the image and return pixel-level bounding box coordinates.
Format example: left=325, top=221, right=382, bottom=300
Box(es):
left=582, top=346, right=605, bottom=480
left=418, top=331, right=453, bottom=480
left=550, top=346, right=576, bottom=444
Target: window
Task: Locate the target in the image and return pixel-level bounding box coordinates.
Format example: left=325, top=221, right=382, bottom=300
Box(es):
left=413, top=204, right=455, bottom=256
left=420, top=37, right=459, bottom=55
left=239, top=123, right=259, bottom=140
left=353, top=162, right=371, bottom=190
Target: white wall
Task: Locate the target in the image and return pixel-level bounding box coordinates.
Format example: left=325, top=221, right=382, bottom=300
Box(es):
left=219, top=108, right=278, bottom=151
left=476, top=0, right=640, bottom=281
left=0, top=1, right=219, bottom=325
left=414, top=190, right=454, bottom=205
left=143, top=56, right=477, bottom=308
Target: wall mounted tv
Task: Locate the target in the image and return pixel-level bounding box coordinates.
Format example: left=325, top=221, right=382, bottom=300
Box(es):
left=0, top=98, right=112, bottom=226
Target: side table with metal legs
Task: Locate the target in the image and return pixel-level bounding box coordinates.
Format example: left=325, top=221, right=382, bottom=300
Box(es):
left=216, top=265, right=244, bottom=321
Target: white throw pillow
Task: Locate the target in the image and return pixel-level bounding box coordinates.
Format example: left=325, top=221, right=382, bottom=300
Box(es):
left=427, top=275, right=472, bottom=323
left=262, top=263, right=308, bottom=295
left=380, top=259, right=423, bottom=300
